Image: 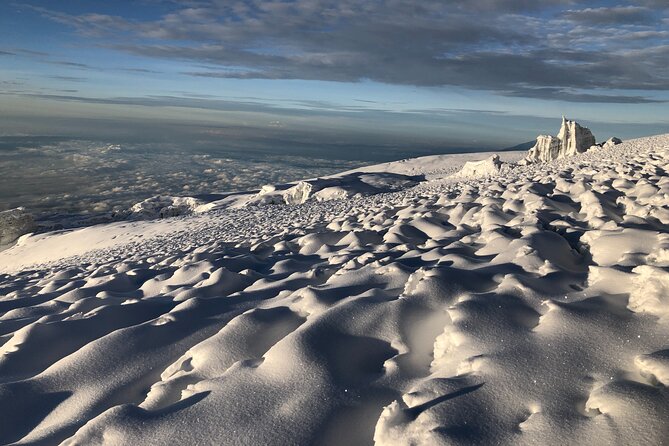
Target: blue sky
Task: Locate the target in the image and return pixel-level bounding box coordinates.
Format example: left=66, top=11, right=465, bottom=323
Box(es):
left=1, top=0, right=668, bottom=152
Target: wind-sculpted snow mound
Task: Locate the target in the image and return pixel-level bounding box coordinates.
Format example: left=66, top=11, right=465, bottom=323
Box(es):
left=0, top=134, right=668, bottom=445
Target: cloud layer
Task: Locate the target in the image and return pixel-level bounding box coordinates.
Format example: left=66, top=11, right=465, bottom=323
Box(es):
left=29, top=0, right=669, bottom=103
left=0, top=137, right=363, bottom=221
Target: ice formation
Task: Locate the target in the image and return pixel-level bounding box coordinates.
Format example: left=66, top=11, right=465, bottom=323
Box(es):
left=128, top=195, right=206, bottom=219
left=456, top=154, right=502, bottom=177
left=526, top=116, right=596, bottom=162
left=283, top=181, right=313, bottom=205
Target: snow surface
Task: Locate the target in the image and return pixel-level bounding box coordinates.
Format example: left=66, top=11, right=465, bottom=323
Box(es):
left=0, top=136, right=668, bottom=445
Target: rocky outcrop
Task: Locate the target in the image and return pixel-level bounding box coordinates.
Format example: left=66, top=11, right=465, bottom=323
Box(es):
left=603, top=137, right=623, bottom=148
left=526, top=117, right=596, bottom=162
left=0, top=207, right=36, bottom=246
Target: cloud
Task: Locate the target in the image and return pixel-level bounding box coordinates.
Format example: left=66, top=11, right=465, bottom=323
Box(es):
left=501, top=87, right=666, bottom=104
left=12, top=48, right=50, bottom=57
left=2, top=91, right=478, bottom=117
left=0, top=137, right=366, bottom=220
left=49, top=75, right=88, bottom=82
left=564, top=6, right=656, bottom=25
left=120, top=67, right=161, bottom=73
left=49, top=60, right=93, bottom=69
left=25, top=1, right=669, bottom=102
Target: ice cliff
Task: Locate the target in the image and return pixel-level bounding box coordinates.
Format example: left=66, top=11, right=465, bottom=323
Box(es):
left=526, top=116, right=596, bottom=162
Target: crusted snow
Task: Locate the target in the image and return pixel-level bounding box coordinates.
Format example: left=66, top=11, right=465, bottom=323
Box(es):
left=0, top=135, right=668, bottom=445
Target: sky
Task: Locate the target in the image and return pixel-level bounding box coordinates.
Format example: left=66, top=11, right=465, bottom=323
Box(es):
left=1, top=0, right=668, bottom=153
